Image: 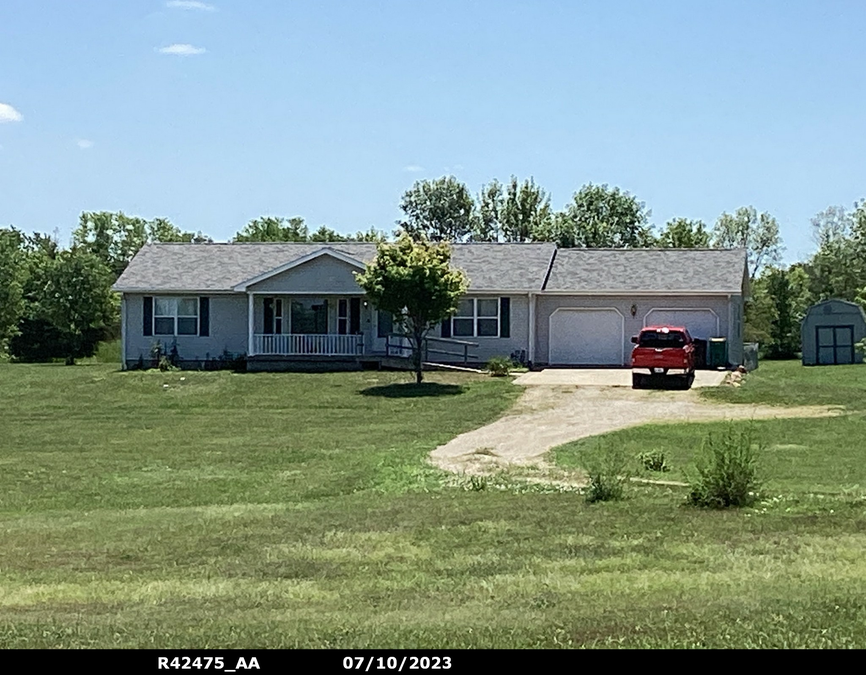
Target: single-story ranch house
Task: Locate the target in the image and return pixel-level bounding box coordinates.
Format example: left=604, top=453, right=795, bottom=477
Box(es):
left=113, top=242, right=748, bottom=371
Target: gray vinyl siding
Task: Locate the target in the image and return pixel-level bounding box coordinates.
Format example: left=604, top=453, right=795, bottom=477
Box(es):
left=247, top=256, right=364, bottom=294
left=433, top=294, right=530, bottom=363
left=123, top=293, right=248, bottom=366
left=535, top=294, right=742, bottom=366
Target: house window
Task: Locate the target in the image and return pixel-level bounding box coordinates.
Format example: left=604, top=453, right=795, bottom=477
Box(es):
left=291, top=299, right=328, bottom=334
left=264, top=297, right=283, bottom=334
left=154, top=297, right=198, bottom=336
left=338, top=299, right=349, bottom=335
left=452, top=298, right=500, bottom=338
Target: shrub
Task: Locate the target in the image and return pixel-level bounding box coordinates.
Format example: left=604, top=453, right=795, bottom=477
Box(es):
left=468, top=475, right=488, bottom=491
left=158, top=356, right=176, bottom=372
left=581, top=440, right=630, bottom=503
left=638, top=449, right=669, bottom=472
left=687, top=424, right=762, bottom=508
left=486, top=356, right=513, bottom=377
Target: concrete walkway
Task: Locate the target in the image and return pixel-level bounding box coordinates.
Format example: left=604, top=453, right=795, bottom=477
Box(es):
left=513, top=368, right=728, bottom=388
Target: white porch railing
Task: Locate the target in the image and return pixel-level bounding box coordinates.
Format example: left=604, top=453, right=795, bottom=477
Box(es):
left=253, top=334, right=363, bottom=356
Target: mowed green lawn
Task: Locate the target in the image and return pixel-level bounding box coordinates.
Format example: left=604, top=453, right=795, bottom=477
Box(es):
left=1, top=359, right=866, bottom=648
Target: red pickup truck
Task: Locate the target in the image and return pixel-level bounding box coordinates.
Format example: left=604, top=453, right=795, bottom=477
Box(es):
left=631, top=325, right=696, bottom=389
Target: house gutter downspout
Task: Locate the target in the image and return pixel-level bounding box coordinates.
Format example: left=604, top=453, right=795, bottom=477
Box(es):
left=528, top=292, right=536, bottom=365
left=248, top=292, right=255, bottom=357
left=120, top=294, right=127, bottom=370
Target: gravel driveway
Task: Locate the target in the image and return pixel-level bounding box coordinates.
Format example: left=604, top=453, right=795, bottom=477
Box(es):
left=430, top=383, right=842, bottom=478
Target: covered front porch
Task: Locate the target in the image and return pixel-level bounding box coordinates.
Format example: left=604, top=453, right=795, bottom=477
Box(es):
left=246, top=293, right=387, bottom=357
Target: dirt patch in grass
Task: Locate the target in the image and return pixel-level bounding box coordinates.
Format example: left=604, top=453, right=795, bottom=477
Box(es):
left=429, top=385, right=843, bottom=482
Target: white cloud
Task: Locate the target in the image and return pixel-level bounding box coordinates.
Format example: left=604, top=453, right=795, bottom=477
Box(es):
left=76, top=139, right=94, bottom=150
left=403, top=165, right=424, bottom=173
left=157, top=43, right=207, bottom=56
left=166, top=1, right=216, bottom=10
left=0, top=103, right=23, bottom=123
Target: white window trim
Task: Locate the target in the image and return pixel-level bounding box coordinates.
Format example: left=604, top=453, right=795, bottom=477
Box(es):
left=452, top=298, right=501, bottom=338
left=154, top=296, right=199, bottom=336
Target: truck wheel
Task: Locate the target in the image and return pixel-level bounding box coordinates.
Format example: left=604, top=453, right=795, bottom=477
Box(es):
left=677, top=374, right=693, bottom=390
left=632, top=373, right=644, bottom=389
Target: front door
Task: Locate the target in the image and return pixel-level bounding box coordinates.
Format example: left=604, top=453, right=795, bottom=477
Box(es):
left=816, top=325, right=854, bottom=365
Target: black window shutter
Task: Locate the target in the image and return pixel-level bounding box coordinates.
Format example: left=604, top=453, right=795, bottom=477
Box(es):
left=441, top=317, right=452, bottom=338
left=199, top=297, right=210, bottom=337
left=143, top=296, right=153, bottom=336
left=349, top=297, right=361, bottom=334
left=500, top=297, right=511, bottom=338
left=263, top=297, right=274, bottom=335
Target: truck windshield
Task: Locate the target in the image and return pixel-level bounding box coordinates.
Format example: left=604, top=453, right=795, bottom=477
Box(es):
left=639, top=331, right=687, bottom=349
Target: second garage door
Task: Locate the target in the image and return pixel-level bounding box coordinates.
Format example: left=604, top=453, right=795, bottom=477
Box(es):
left=549, top=308, right=624, bottom=365
left=644, top=309, right=720, bottom=340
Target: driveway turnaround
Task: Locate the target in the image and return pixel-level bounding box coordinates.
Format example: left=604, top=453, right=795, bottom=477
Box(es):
left=513, top=368, right=728, bottom=387
left=430, top=382, right=842, bottom=478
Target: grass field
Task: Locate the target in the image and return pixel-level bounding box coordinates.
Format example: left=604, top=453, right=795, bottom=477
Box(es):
left=1, top=358, right=865, bottom=648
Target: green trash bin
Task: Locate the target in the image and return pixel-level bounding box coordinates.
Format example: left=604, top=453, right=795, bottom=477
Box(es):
left=708, top=337, right=728, bottom=369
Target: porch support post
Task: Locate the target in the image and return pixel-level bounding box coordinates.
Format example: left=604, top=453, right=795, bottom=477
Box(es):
left=528, top=292, right=536, bottom=365
left=248, top=292, right=254, bottom=356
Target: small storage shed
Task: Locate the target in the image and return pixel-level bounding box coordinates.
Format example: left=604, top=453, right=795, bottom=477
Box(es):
left=801, top=299, right=866, bottom=365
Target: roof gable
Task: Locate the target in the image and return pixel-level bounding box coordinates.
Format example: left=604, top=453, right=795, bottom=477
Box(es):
left=233, top=247, right=364, bottom=291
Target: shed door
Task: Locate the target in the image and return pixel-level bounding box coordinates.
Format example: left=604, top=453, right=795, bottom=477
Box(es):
left=549, top=308, right=624, bottom=365
left=817, top=325, right=854, bottom=365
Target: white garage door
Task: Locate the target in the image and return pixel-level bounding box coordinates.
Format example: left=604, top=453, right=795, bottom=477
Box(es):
left=644, top=309, right=720, bottom=340
left=549, top=309, right=624, bottom=365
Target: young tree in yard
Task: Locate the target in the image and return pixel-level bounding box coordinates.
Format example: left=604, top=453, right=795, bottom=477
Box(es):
left=712, top=207, right=782, bottom=280
left=548, top=183, right=654, bottom=248
left=355, top=235, right=468, bottom=384
left=398, top=176, right=476, bottom=242
left=36, top=249, right=116, bottom=365
left=0, top=228, right=26, bottom=351
left=657, top=218, right=711, bottom=248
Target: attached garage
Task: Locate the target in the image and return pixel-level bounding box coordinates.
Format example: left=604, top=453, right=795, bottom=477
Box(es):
left=643, top=308, right=721, bottom=340
left=549, top=308, right=625, bottom=365
left=801, top=299, right=866, bottom=366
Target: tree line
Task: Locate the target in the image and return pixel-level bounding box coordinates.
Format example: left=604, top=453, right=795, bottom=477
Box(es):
left=1, top=177, right=865, bottom=364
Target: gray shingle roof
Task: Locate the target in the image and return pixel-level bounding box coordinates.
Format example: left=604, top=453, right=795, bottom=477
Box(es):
left=113, top=242, right=558, bottom=293
left=544, top=248, right=747, bottom=293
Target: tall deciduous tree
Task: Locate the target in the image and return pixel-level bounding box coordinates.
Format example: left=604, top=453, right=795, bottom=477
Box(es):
left=398, top=176, right=476, bottom=242
left=35, top=249, right=116, bottom=365
left=233, top=216, right=309, bottom=242
left=472, top=179, right=503, bottom=242
left=712, top=207, right=782, bottom=280
left=549, top=183, right=654, bottom=248
left=355, top=234, right=468, bottom=383
left=657, top=218, right=711, bottom=248
left=764, top=267, right=800, bottom=359
left=500, top=176, right=552, bottom=242
left=74, top=212, right=206, bottom=277
left=0, top=227, right=26, bottom=351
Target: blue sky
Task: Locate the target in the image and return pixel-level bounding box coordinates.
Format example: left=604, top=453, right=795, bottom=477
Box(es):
left=1, top=1, right=864, bottom=262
